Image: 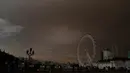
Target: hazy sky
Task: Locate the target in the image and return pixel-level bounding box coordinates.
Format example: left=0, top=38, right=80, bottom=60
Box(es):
left=0, top=0, right=129, bottom=63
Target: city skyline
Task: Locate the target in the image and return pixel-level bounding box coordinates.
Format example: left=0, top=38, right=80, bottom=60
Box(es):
left=0, top=0, right=129, bottom=63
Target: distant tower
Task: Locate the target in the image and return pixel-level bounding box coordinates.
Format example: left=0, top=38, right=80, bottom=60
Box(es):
left=102, top=48, right=113, bottom=60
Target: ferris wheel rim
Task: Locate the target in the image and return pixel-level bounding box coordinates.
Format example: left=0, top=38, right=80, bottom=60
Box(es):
left=77, top=34, right=96, bottom=66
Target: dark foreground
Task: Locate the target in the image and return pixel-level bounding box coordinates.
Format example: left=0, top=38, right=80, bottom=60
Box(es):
left=22, top=69, right=130, bottom=73
left=23, top=71, right=130, bottom=73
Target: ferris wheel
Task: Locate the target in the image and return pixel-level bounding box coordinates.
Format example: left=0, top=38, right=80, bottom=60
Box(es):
left=77, top=34, right=96, bottom=67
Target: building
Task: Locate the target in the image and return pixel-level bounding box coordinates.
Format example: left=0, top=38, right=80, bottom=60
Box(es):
left=102, top=48, right=113, bottom=60
left=97, top=57, right=130, bottom=70
left=97, top=60, right=113, bottom=70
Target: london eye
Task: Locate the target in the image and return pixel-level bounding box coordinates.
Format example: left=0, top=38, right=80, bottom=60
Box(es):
left=77, top=34, right=96, bottom=67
